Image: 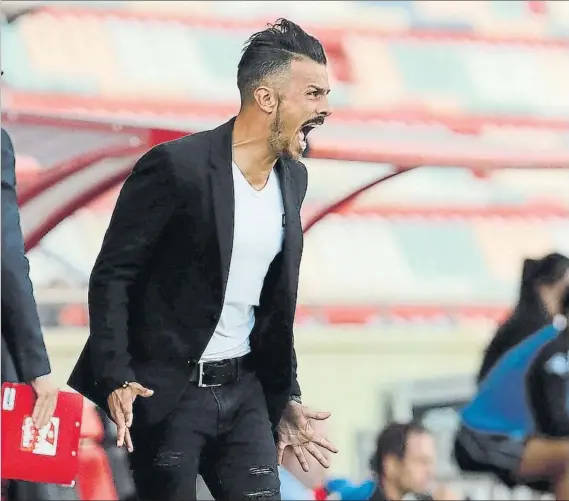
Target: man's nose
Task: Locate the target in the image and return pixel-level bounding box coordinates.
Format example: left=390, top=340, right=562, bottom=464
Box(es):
left=318, top=96, right=332, bottom=118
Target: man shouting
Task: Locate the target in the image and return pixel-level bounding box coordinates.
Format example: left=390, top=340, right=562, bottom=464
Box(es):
left=69, top=18, right=337, bottom=501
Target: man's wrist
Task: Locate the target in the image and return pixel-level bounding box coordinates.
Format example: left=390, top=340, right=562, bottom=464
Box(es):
left=99, top=373, right=135, bottom=399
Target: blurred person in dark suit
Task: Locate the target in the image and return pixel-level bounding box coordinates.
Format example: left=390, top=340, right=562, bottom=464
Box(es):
left=1, top=128, right=58, bottom=496
left=68, top=18, right=336, bottom=501
left=1, top=127, right=58, bottom=419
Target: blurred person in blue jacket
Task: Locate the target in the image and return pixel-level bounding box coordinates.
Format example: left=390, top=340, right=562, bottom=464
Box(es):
left=477, top=253, right=569, bottom=382
left=455, top=268, right=569, bottom=501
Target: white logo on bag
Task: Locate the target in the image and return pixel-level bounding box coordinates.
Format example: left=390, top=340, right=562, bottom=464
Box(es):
left=2, top=387, right=16, bottom=411
left=21, top=416, right=60, bottom=456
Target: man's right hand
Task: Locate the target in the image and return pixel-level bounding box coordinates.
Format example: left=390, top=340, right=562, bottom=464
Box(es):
left=30, top=373, right=59, bottom=430
left=107, top=382, right=154, bottom=452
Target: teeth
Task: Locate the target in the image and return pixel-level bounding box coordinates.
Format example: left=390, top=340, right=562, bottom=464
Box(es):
left=298, top=131, right=307, bottom=151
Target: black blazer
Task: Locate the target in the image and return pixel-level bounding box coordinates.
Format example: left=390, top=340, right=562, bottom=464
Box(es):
left=1, top=128, right=51, bottom=383
left=68, top=118, right=307, bottom=428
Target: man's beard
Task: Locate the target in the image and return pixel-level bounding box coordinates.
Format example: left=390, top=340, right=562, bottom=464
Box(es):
left=269, top=103, right=294, bottom=160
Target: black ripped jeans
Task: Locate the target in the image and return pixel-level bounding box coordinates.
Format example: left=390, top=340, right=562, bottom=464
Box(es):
left=129, top=369, right=281, bottom=501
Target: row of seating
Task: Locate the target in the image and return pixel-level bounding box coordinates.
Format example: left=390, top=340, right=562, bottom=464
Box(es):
left=299, top=215, right=568, bottom=304
left=27, top=209, right=569, bottom=306
left=54, top=0, right=569, bottom=37
left=10, top=120, right=569, bottom=187
left=2, top=11, right=568, bottom=117
left=302, top=161, right=569, bottom=209
left=38, top=301, right=505, bottom=328
left=67, top=163, right=569, bottom=214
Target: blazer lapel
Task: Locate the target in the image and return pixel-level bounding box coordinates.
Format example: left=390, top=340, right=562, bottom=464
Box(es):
left=208, top=121, right=303, bottom=299
left=276, top=160, right=302, bottom=291
left=209, top=118, right=236, bottom=292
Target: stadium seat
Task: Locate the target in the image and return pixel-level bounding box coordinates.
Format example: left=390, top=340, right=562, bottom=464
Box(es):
left=0, top=23, right=38, bottom=90
left=17, top=14, right=98, bottom=94
left=389, top=218, right=488, bottom=282
left=474, top=218, right=558, bottom=284
left=76, top=444, right=118, bottom=501
left=105, top=18, right=200, bottom=99
left=547, top=219, right=569, bottom=257
left=299, top=208, right=569, bottom=309
left=6, top=5, right=568, bottom=115
left=76, top=405, right=118, bottom=501
left=80, top=404, right=105, bottom=444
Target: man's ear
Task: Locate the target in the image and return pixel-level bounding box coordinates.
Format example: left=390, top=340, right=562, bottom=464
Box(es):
left=383, top=454, right=399, bottom=479
left=253, top=86, right=278, bottom=114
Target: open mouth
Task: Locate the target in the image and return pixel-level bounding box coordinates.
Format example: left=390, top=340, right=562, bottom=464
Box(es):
left=298, top=117, right=325, bottom=150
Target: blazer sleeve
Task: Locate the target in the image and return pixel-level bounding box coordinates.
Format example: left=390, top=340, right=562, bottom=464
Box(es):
left=88, top=144, right=180, bottom=392
left=1, top=128, right=51, bottom=382
left=290, top=162, right=309, bottom=399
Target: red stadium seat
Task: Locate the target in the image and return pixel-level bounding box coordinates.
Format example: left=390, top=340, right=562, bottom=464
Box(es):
left=76, top=405, right=118, bottom=501
left=80, top=404, right=104, bottom=443
left=59, top=305, right=90, bottom=328
left=76, top=443, right=118, bottom=501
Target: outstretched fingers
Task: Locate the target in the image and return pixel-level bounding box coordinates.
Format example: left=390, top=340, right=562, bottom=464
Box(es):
left=302, top=408, right=331, bottom=421
left=303, top=441, right=330, bottom=468
left=293, top=445, right=310, bottom=472
left=312, top=433, right=339, bottom=454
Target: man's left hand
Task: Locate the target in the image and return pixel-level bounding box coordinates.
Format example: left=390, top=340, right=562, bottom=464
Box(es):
left=276, top=401, right=338, bottom=472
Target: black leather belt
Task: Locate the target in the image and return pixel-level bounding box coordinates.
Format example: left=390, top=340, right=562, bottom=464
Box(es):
left=188, top=354, right=252, bottom=387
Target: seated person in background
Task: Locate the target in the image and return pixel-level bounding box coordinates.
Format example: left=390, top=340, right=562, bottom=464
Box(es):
left=280, top=419, right=332, bottom=500
left=477, top=253, right=569, bottom=382
left=455, top=285, right=569, bottom=500
left=327, top=422, right=461, bottom=500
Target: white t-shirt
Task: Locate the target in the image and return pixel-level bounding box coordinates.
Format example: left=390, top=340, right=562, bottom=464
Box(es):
left=200, top=162, right=284, bottom=362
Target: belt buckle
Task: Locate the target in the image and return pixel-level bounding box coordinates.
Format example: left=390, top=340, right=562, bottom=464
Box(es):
left=197, top=362, right=222, bottom=388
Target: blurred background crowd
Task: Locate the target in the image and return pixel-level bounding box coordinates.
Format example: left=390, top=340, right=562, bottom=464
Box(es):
left=1, top=0, right=568, bottom=500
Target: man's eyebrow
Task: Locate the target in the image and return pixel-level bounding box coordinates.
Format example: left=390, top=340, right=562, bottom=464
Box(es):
left=307, top=85, right=330, bottom=95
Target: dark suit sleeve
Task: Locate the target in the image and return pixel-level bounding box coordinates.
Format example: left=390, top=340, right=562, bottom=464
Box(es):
left=290, top=163, right=309, bottom=399
left=1, top=128, right=51, bottom=382
left=527, top=340, right=569, bottom=436
left=88, top=145, right=180, bottom=393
